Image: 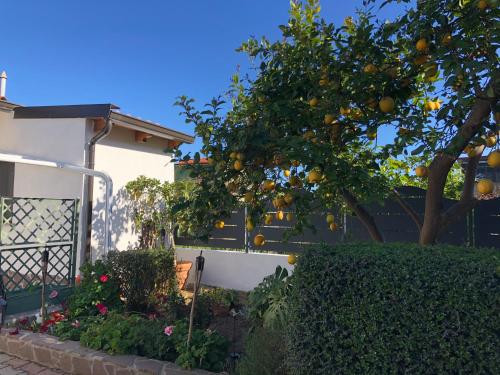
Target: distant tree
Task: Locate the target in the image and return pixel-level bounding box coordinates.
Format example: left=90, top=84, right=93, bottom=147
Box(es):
left=125, top=177, right=198, bottom=249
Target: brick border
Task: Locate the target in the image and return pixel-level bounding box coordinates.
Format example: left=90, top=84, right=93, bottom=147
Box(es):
left=0, top=330, right=216, bottom=375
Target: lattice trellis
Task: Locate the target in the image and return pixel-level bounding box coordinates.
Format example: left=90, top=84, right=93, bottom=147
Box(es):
left=0, top=198, right=76, bottom=246
left=0, top=197, right=79, bottom=292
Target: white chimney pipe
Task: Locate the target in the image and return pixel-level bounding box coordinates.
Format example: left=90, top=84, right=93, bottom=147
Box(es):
left=0, top=71, right=6, bottom=99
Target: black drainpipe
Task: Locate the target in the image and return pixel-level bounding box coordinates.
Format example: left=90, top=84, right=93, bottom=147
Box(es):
left=85, top=117, right=113, bottom=262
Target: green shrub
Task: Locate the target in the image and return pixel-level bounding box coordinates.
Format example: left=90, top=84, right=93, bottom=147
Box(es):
left=201, top=287, right=239, bottom=308
left=287, top=243, right=500, bottom=374
left=247, top=266, right=291, bottom=329
left=236, top=327, right=288, bottom=375
left=80, top=312, right=177, bottom=361
left=54, top=316, right=104, bottom=341
left=79, top=313, right=228, bottom=371
left=106, top=248, right=176, bottom=311
left=155, top=288, right=187, bottom=322
left=188, top=293, right=214, bottom=329
left=172, top=321, right=229, bottom=372
left=67, top=261, right=122, bottom=318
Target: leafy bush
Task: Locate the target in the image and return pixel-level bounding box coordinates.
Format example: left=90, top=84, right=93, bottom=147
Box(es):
left=188, top=293, right=214, bottom=329
left=54, top=316, right=104, bottom=341
left=67, top=261, right=122, bottom=318
left=80, top=312, right=177, bottom=361
left=247, top=266, right=291, bottom=329
left=201, top=287, right=239, bottom=308
left=155, top=288, right=187, bottom=322
left=236, top=327, right=288, bottom=375
left=106, top=248, right=176, bottom=311
left=172, top=321, right=229, bottom=372
left=287, top=243, right=500, bottom=374
left=79, top=313, right=228, bottom=371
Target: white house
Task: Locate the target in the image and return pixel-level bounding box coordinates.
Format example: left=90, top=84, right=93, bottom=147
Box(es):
left=0, top=72, right=194, bottom=265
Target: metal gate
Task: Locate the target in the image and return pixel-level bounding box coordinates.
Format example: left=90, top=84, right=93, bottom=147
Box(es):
left=0, top=197, right=79, bottom=315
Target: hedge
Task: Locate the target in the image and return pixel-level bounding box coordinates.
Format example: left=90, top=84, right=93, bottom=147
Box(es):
left=106, top=248, right=176, bottom=311
left=287, top=243, right=500, bottom=374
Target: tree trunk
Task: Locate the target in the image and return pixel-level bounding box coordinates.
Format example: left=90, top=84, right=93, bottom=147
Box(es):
left=164, top=222, right=175, bottom=250
left=341, top=189, right=384, bottom=242
left=419, top=96, right=493, bottom=245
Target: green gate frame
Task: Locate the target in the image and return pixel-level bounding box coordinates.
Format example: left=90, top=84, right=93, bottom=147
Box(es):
left=0, top=197, right=79, bottom=315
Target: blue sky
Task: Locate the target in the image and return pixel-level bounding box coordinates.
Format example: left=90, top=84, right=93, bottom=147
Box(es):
left=2, top=0, right=402, bottom=155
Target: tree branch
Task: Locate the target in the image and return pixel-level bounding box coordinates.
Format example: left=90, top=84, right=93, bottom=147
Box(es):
left=392, top=189, right=422, bottom=231
left=340, top=189, right=384, bottom=242
left=461, top=147, right=483, bottom=201
left=439, top=150, right=482, bottom=231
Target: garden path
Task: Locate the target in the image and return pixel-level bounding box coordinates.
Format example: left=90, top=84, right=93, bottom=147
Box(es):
left=0, top=352, right=67, bottom=375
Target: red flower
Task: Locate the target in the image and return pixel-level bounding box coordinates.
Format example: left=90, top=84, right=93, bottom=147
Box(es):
left=96, top=303, right=108, bottom=315
left=50, top=312, right=64, bottom=322
left=99, top=274, right=109, bottom=283
left=75, top=275, right=82, bottom=284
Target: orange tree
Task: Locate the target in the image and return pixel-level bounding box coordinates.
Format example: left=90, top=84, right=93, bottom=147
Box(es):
left=177, top=0, right=499, bottom=245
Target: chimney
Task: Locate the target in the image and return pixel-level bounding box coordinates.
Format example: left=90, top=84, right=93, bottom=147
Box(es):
left=0, top=71, right=6, bottom=100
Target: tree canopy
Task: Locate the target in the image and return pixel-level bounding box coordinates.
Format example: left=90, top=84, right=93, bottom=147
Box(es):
left=176, top=0, right=499, bottom=245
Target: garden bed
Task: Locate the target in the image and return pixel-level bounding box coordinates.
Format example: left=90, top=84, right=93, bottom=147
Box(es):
left=6, top=248, right=253, bottom=373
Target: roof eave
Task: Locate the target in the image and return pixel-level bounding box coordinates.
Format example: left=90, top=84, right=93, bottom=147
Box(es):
left=110, top=111, right=194, bottom=144
left=0, top=100, right=21, bottom=112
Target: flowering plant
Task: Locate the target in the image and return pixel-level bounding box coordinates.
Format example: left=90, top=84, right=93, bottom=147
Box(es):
left=164, top=325, right=174, bottom=336
left=99, top=274, right=109, bottom=283
left=66, top=261, right=122, bottom=319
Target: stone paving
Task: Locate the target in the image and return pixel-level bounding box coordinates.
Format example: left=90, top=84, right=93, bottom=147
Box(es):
left=0, top=353, right=68, bottom=375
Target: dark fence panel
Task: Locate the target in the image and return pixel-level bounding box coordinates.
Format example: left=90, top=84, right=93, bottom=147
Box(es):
left=474, top=199, right=500, bottom=248
left=247, top=210, right=343, bottom=253
left=176, top=210, right=246, bottom=250
left=175, top=186, right=500, bottom=251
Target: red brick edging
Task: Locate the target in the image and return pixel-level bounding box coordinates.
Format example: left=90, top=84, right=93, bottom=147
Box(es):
left=0, top=330, right=215, bottom=375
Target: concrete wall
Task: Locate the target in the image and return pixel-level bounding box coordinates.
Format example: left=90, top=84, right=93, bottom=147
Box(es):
left=91, top=125, right=175, bottom=257
left=175, top=247, right=295, bottom=291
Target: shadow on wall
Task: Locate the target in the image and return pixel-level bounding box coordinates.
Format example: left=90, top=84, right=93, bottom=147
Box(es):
left=92, top=180, right=134, bottom=258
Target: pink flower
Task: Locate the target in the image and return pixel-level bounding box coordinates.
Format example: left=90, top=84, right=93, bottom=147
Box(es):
left=49, top=290, right=59, bottom=299
left=164, top=325, right=174, bottom=336
left=99, top=275, right=109, bottom=283
left=71, top=320, right=80, bottom=328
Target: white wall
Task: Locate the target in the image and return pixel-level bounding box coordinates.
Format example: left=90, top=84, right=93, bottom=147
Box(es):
left=0, top=114, right=87, bottom=199
left=175, top=247, right=295, bottom=291
left=0, top=111, right=88, bottom=274
left=92, top=125, right=175, bottom=256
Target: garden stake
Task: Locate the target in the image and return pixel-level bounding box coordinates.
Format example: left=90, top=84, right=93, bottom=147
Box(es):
left=187, top=251, right=205, bottom=347
left=0, top=275, right=7, bottom=328
left=40, top=248, right=49, bottom=322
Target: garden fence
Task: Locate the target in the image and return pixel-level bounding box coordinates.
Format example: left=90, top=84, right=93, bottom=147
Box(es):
left=175, top=186, right=500, bottom=252
left=0, top=197, right=79, bottom=315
